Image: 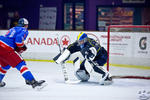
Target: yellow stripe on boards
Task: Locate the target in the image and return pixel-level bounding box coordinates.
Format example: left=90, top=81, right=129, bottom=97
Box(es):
left=24, top=59, right=150, bottom=70
left=25, top=59, right=73, bottom=63
left=109, top=63, right=150, bottom=70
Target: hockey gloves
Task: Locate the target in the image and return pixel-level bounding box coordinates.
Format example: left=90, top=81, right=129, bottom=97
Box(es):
left=15, top=45, right=27, bottom=54
left=53, top=49, right=71, bottom=64
left=84, top=47, right=97, bottom=61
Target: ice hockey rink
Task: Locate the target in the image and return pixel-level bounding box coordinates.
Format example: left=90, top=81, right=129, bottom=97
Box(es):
left=0, top=61, right=150, bottom=100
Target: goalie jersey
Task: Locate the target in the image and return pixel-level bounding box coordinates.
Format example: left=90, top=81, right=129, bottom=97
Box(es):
left=67, top=38, right=108, bottom=66
left=0, top=27, right=28, bottom=50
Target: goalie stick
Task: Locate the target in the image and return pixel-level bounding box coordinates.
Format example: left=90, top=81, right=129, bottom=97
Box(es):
left=54, top=36, right=81, bottom=84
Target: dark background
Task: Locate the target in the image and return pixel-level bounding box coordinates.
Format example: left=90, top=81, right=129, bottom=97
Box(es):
left=0, top=0, right=150, bottom=30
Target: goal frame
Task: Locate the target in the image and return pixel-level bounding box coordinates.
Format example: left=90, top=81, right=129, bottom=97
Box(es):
left=107, top=25, right=150, bottom=79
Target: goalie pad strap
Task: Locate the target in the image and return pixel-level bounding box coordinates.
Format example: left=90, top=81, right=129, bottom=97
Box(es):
left=73, top=57, right=80, bottom=71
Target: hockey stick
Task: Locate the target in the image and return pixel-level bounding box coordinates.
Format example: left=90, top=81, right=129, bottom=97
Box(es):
left=56, top=36, right=81, bottom=84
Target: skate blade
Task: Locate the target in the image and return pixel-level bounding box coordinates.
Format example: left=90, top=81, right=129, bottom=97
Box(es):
left=34, top=83, right=48, bottom=91
left=99, top=80, right=113, bottom=85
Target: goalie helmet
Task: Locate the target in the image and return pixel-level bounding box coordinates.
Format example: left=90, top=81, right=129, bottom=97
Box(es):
left=77, top=32, right=88, bottom=48
left=17, top=18, right=29, bottom=27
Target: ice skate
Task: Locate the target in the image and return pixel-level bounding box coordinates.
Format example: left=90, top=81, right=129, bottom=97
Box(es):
left=26, top=79, right=47, bottom=90
left=0, top=81, right=6, bottom=87
left=99, top=73, right=113, bottom=85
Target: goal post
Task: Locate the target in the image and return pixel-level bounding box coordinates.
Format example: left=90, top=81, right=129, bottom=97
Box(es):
left=107, top=25, right=150, bottom=79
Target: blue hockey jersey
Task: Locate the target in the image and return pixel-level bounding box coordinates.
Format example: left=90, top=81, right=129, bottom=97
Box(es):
left=0, top=27, right=28, bottom=50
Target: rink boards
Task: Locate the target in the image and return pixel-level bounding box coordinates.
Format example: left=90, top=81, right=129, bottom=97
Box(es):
left=0, top=30, right=150, bottom=69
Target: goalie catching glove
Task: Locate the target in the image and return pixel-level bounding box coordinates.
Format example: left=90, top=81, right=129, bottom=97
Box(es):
left=82, top=47, right=97, bottom=61
left=53, top=49, right=71, bottom=64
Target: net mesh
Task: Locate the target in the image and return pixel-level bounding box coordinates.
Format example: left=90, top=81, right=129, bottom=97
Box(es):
left=107, top=25, right=150, bottom=79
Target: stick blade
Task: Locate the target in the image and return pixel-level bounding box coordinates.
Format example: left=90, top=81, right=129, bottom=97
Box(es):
left=65, top=80, right=81, bottom=84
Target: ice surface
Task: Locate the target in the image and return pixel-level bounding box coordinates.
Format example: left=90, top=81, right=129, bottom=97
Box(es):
left=0, top=61, right=150, bottom=100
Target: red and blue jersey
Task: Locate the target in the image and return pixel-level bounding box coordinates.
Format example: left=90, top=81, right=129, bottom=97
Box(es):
left=0, top=26, right=28, bottom=50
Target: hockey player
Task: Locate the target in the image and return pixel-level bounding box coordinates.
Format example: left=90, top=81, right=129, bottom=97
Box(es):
left=54, top=32, right=112, bottom=85
left=0, top=18, right=45, bottom=88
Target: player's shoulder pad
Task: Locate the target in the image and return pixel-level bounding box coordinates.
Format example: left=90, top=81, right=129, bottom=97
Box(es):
left=86, top=38, right=96, bottom=47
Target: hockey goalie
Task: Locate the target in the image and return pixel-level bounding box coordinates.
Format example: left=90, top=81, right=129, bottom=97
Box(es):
left=54, top=32, right=112, bottom=85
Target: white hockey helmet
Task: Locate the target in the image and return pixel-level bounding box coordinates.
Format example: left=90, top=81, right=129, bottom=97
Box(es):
left=17, top=18, right=29, bottom=27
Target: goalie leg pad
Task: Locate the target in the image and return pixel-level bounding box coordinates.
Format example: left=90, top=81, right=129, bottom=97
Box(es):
left=93, top=65, right=105, bottom=75
left=75, top=69, right=90, bottom=82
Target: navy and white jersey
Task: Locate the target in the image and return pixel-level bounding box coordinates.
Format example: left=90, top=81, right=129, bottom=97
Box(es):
left=0, top=26, right=28, bottom=50
left=67, top=38, right=107, bottom=61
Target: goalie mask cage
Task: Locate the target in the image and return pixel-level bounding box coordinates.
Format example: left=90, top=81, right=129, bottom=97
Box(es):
left=107, top=25, right=150, bottom=79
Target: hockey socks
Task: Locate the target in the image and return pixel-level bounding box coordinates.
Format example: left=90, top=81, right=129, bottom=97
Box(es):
left=15, top=61, right=35, bottom=81
left=0, top=65, right=11, bottom=81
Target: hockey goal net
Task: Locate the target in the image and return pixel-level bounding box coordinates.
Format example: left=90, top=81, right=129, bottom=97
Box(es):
left=107, top=25, right=150, bottom=79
